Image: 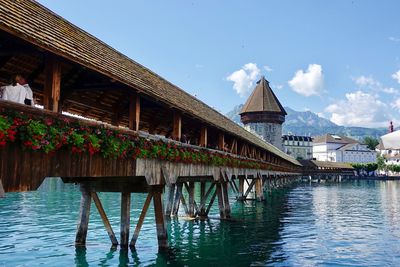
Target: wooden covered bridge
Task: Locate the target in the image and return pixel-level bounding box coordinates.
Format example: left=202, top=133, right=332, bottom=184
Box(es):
left=0, top=0, right=352, bottom=250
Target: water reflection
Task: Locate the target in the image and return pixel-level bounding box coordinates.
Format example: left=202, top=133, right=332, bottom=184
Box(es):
left=1, top=180, right=400, bottom=266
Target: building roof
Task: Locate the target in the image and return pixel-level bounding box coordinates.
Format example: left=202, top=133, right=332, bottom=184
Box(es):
left=299, top=160, right=354, bottom=170
left=337, top=143, right=363, bottom=151
left=0, top=0, right=300, bottom=166
left=381, top=130, right=400, bottom=150
left=239, top=76, right=287, bottom=115
left=313, top=134, right=358, bottom=145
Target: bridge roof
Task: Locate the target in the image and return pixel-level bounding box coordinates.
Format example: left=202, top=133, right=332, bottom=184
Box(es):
left=299, top=160, right=354, bottom=170
left=0, top=0, right=300, bottom=166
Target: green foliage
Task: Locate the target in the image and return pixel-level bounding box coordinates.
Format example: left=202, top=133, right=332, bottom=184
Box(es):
left=0, top=110, right=269, bottom=170
left=363, top=136, right=379, bottom=150
left=376, top=154, right=386, bottom=171
left=350, top=162, right=378, bottom=172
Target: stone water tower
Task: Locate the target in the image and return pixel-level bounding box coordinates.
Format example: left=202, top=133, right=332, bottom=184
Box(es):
left=239, top=76, right=287, bottom=150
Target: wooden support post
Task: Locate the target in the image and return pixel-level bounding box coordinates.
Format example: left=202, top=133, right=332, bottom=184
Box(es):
left=216, top=183, right=226, bottom=219
left=200, top=127, right=208, bottom=147
left=129, top=94, right=140, bottom=131
left=244, top=179, right=256, bottom=199
left=222, top=182, right=231, bottom=218
left=130, top=192, right=153, bottom=248
left=153, top=190, right=168, bottom=249
left=0, top=179, right=5, bottom=198
left=197, top=182, right=216, bottom=217
left=120, top=192, right=131, bottom=248
left=237, top=177, right=245, bottom=201
left=172, top=111, right=182, bottom=141
left=231, top=139, right=237, bottom=154
left=205, top=190, right=218, bottom=216
left=255, top=176, right=264, bottom=201
left=218, top=133, right=225, bottom=150
left=164, top=184, right=175, bottom=217
left=231, top=179, right=239, bottom=194
left=188, top=182, right=195, bottom=217
left=179, top=190, right=190, bottom=216
left=44, top=55, right=61, bottom=112
left=76, top=185, right=92, bottom=246
left=199, top=181, right=206, bottom=216
left=172, top=183, right=182, bottom=216
left=91, top=192, right=118, bottom=246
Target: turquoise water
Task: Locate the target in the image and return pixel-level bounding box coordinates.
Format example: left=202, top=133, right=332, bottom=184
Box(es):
left=1, top=179, right=400, bottom=266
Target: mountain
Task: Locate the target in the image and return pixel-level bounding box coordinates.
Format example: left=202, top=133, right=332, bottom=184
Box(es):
left=225, top=105, right=387, bottom=140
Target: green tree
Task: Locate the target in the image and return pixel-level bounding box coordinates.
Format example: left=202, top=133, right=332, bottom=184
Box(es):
left=363, top=136, right=379, bottom=150
left=377, top=154, right=386, bottom=171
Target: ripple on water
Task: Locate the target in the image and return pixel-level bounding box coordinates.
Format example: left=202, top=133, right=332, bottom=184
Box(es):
left=1, top=180, right=400, bottom=266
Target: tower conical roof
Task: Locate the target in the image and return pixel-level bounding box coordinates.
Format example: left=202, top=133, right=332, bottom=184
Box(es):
left=239, top=76, right=287, bottom=115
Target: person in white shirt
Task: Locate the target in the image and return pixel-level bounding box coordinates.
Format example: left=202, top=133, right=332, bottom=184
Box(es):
left=15, top=74, right=34, bottom=106
left=1, top=75, right=27, bottom=104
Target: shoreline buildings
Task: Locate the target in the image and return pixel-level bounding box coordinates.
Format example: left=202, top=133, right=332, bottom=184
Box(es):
left=282, top=135, right=313, bottom=160
left=313, top=134, right=376, bottom=163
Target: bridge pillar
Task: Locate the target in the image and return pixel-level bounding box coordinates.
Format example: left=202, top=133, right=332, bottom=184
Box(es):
left=0, top=179, right=5, bottom=198
left=164, top=184, right=176, bottom=217
left=75, top=185, right=92, bottom=246
left=216, top=182, right=231, bottom=219
left=152, top=187, right=168, bottom=249
left=255, top=176, right=264, bottom=201
left=120, top=192, right=131, bottom=248
left=237, top=176, right=245, bottom=201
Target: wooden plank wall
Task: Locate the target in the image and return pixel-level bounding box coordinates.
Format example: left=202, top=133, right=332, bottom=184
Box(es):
left=0, top=143, right=136, bottom=192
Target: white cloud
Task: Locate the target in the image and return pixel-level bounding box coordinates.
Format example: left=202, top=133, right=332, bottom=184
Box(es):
left=392, top=70, right=400, bottom=84
left=271, top=83, right=283, bottom=90
left=391, top=98, right=400, bottom=110
left=389, top=36, right=400, bottom=42
left=354, top=75, right=380, bottom=87
left=227, top=63, right=260, bottom=97
left=325, top=91, right=389, bottom=128
left=383, top=87, right=399, bottom=94
left=353, top=75, right=398, bottom=94
left=264, top=65, right=273, bottom=72
left=288, top=64, right=324, bottom=96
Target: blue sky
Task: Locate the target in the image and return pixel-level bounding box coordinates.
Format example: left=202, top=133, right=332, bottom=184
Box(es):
left=37, top=0, right=400, bottom=128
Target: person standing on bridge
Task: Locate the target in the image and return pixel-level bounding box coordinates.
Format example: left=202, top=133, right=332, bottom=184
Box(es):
left=0, top=75, right=28, bottom=105
left=15, top=74, right=35, bottom=106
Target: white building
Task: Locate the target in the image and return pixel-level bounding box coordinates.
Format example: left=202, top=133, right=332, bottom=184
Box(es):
left=377, top=130, right=400, bottom=166
left=313, top=134, right=376, bottom=163
left=282, top=135, right=313, bottom=160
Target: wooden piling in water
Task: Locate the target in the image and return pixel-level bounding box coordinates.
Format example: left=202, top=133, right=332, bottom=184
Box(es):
left=0, top=179, right=5, bottom=198
left=255, top=176, right=264, bottom=201
left=222, top=182, right=231, bottom=218
left=130, top=192, right=153, bottom=248
left=75, top=185, right=92, bottom=246
left=153, top=189, right=168, bottom=249
left=120, top=192, right=131, bottom=248
left=91, top=192, right=118, bottom=246
left=164, top=184, right=175, bottom=217
left=188, top=181, right=195, bottom=217
left=172, top=183, right=182, bottom=216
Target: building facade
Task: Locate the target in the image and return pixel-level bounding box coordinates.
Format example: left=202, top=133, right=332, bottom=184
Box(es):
left=240, top=76, right=286, bottom=150
left=282, top=135, right=313, bottom=160
left=313, top=134, right=376, bottom=163
left=377, top=130, right=400, bottom=172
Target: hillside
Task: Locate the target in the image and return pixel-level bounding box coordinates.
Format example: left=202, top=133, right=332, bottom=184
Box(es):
left=225, top=105, right=387, bottom=140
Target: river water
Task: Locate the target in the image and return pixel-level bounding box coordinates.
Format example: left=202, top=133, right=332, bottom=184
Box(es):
left=1, top=179, right=400, bottom=266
